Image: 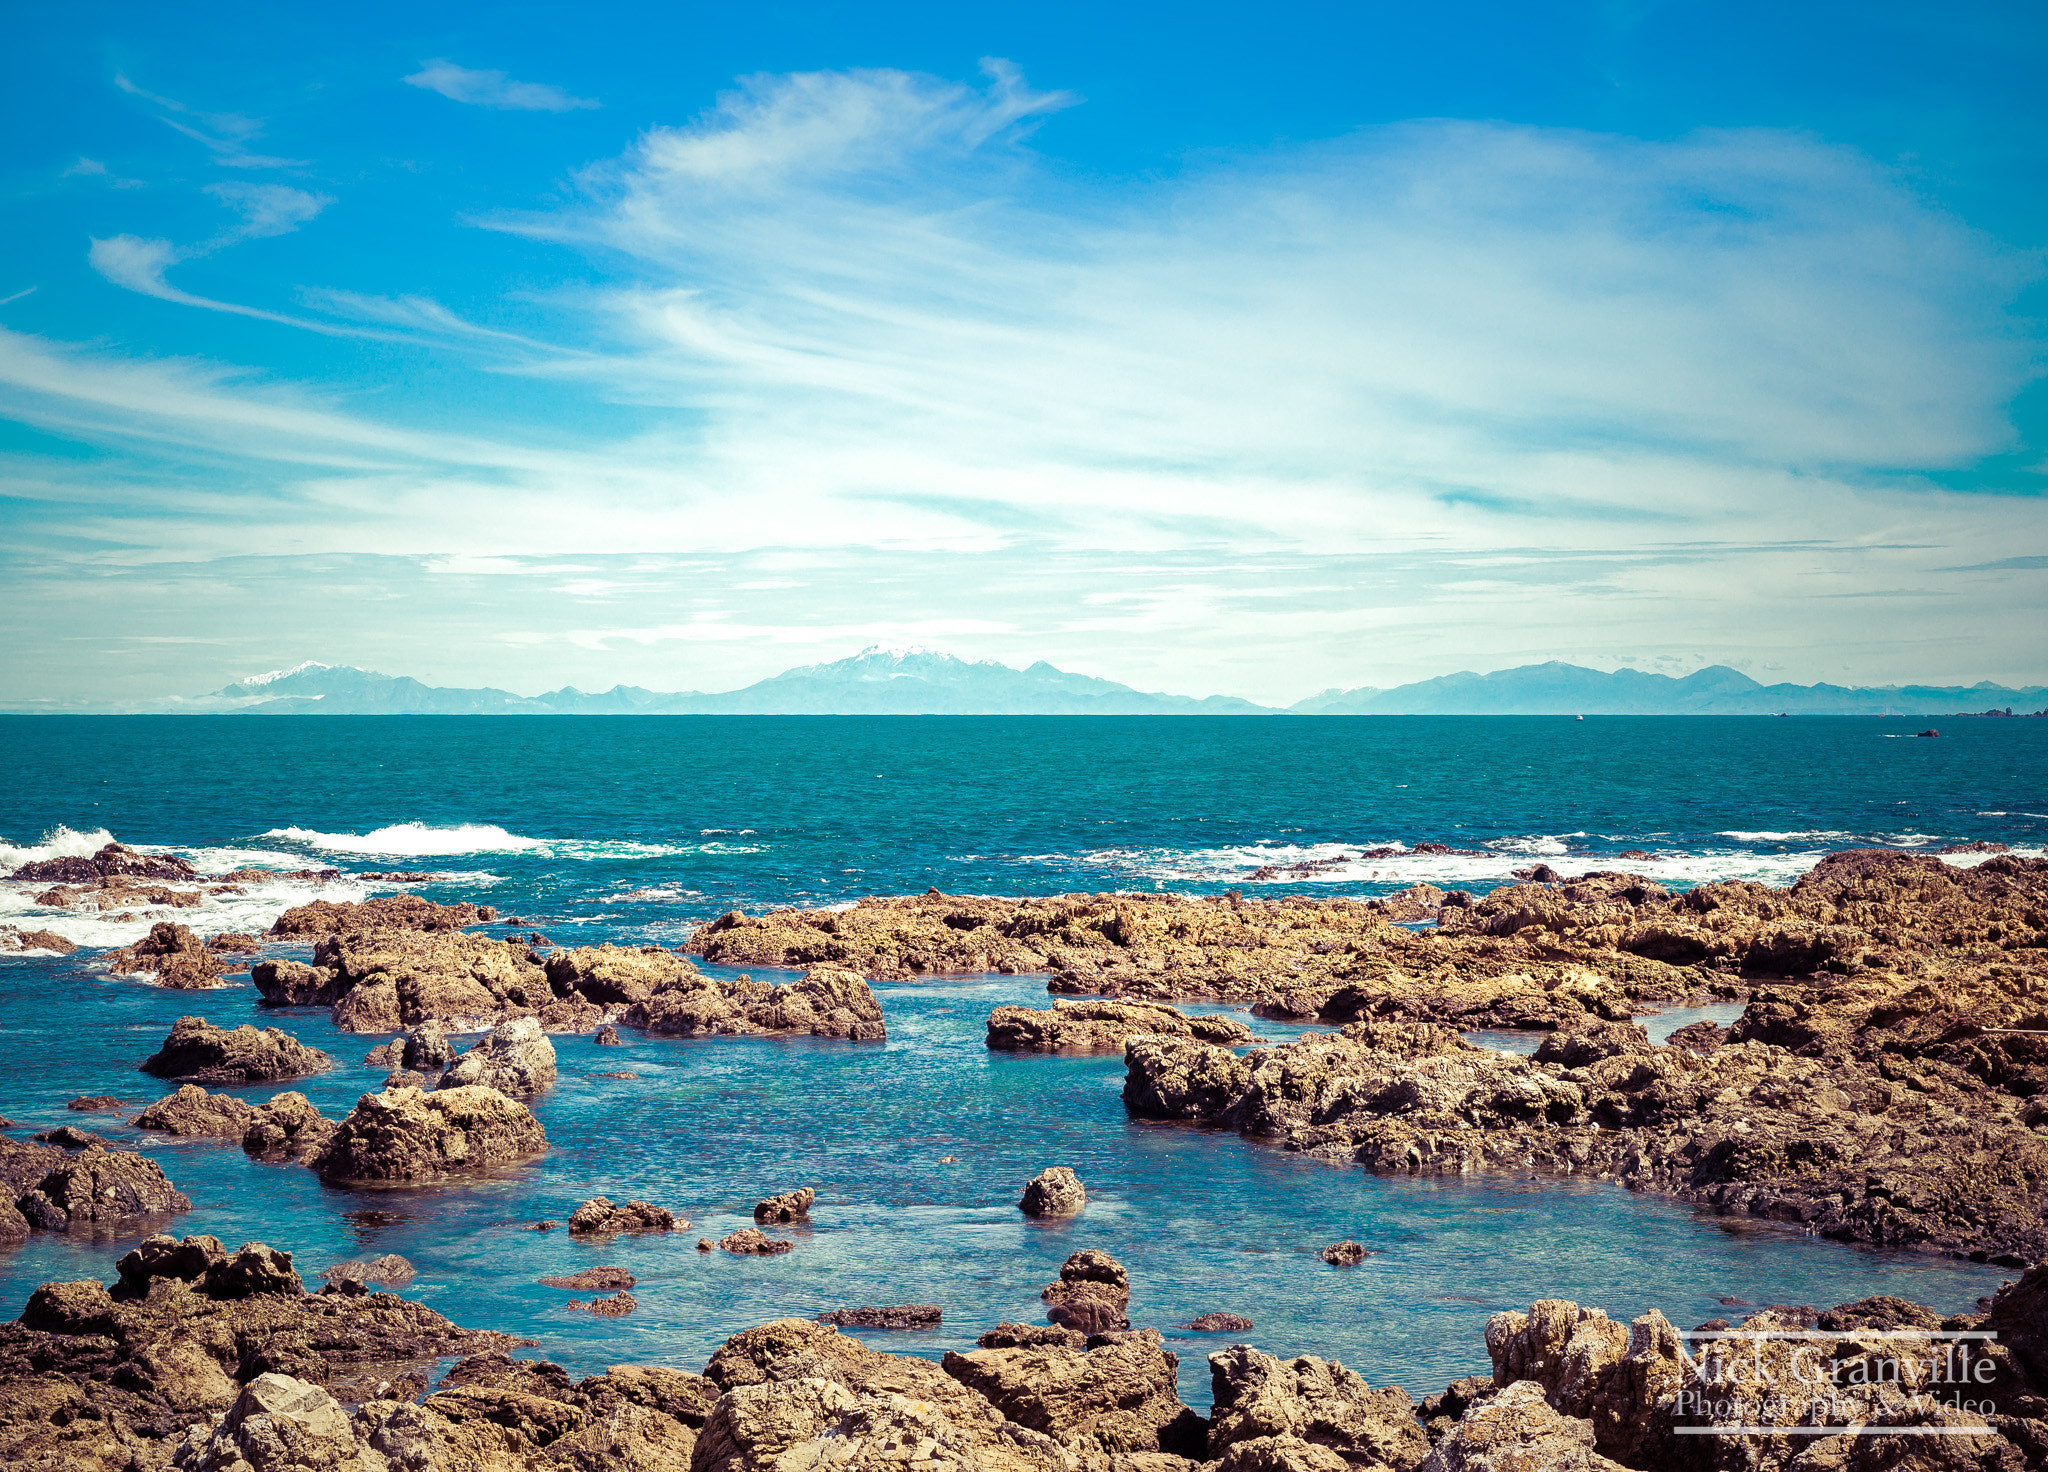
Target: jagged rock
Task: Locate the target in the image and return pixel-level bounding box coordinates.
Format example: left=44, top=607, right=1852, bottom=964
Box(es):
left=1040, top=1250, right=1132, bottom=1334
left=1188, top=1312, right=1255, bottom=1332
left=941, top=1327, right=1206, bottom=1456
left=540, top=1267, right=635, bottom=1290
left=317, top=928, right=577, bottom=1034
left=545, top=943, right=696, bottom=1005
left=269, top=894, right=493, bottom=935
left=622, top=964, right=887, bottom=1042
left=816, top=1305, right=942, bottom=1329
left=568, top=1197, right=677, bottom=1235
left=28, top=1144, right=192, bottom=1229
left=987, top=998, right=1254, bottom=1052
left=384, top=1068, right=433, bottom=1089
left=307, top=1085, right=547, bottom=1183
left=106, top=922, right=229, bottom=989
left=117, top=1233, right=228, bottom=1295
left=719, top=1228, right=793, bottom=1255
left=1208, top=1343, right=1429, bottom=1470
left=1532, top=1019, right=1654, bottom=1068
left=172, top=1373, right=363, bottom=1469
left=208, top=932, right=262, bottom=954
left=132, top=1084, right=257, bottom=1137
left=0, top=924, right=78, bottom=954
left=979, top=1323, right=1087, bottom=1350
left=322, top=1254, right=415, bottom=1289
left=402, top=1020, right=458, bottom=1070
left=1417, top=1380, right=1628, bottom=1471
left=1662, top=1019, right=1728, bottom=1055
left=203, top=1243, right=305, bottom=1299
left=595, top=1023, right=624, bottom=1046
left=755, top=1186, right=815, bottom=1223
left=140, top=1016, right=331, bottom=1083
left=1020, top=1166, right=1087, bottom=1218
left=1320, top=1242, right=1368, bottom=1266
left=242, top=1092, right=337, bottom=1160
left=67, top=1094, right=123, bottom=1111
left=251, top=957, right=343, bottom=1005
left=35, top=1124, right=107, bottom=1149
left=570, top=1290, right=637, bottom=1316
left=10, top=840, right=196, bottom=883
left=437, top=1016, right=557, bottom=1096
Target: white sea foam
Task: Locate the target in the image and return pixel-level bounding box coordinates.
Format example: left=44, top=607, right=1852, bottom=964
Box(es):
left=262, top=823, right=550, bottom=856
left=1, top=869, right=368, bottom=952
left=0, top=825, right=119, bottom=869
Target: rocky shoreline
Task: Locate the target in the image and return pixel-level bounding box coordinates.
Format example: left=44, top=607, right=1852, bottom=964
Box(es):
left=5, top=1234, right=2047, bottom=1471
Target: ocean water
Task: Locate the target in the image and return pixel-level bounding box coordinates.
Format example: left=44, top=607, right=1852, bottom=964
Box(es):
left=1, top=715, right=2044, bottom=1406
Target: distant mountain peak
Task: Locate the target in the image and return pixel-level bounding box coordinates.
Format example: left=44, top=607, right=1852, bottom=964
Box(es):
left=233, top=660, right=338, bottom=689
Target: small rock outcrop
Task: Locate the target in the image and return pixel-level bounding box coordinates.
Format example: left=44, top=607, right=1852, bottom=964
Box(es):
left=1209, top=1343, right=1430, bottom=1471
left=987, top=998, right=1254, bottom=1051
left=1321, top=1241, right=1369, bottom=1266
left=240, top=1092, right=336, bottom=1161
left=1040, top=1249, right=1130, bottom=1334
left=940, top=1327, right=1205, bottom=1457
left=9, top=1142, right=192, bottom=1232
left=140, top=1016, right=331, bottom=1083
left=539, top=1267, right=635, bottom=1290
left=622, top=964, right=887, bottom=1042
left=321, top=1253, right=416, bottom=1289
left=567, top=1197, right=677, bottom=1235
left=1019, top=1165, right=1087, bottom=1218
left=717, top=1228, right=793, bottom=1255
left=307, top=1085, right=547, bottom=1183
left=1188, top=1311, right=1255, bottom=1332
left=0, top=925, right=78, bottom=954
left=132, top=1085, right=257, bottom=1137
left=753, top=1186, right=814, bottom=1224
left=437, top=1016, right=557, bottom=1096
left=106, top=922, right=228, bottom=990
left=1418, top=1379, right=1627, bottom=1471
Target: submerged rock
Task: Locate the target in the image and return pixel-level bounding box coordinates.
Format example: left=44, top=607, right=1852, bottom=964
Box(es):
left=140, top=1016, right=331, bottom=1083
left=815, top=1304, right=942, bottom=1329
left=322, top=1253, right=416, bottom=1289
left=437, top=1016, right=557, bottom=1096
left=540, top=1267, right=635, bottom=1290
left=1019, top=1165, right=1087, bottom=1218
left=307, top=1085, right=547, bottom=1183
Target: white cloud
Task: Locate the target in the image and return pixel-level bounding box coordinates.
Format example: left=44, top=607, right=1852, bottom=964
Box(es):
left=64, top=158, right=107, bottom=176
left=405, top=61, right=598, bottom=113
left=205, top=182, right=331, bottom=240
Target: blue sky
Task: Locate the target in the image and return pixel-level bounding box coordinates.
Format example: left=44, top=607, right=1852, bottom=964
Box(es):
left=3, top=0, right=2045, bottom=707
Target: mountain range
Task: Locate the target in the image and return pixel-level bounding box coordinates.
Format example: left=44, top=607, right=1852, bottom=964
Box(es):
left=166, top=648, right=2048, bottom=716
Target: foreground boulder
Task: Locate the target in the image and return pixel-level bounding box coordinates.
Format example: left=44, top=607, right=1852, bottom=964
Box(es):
left=10, top=1142, right=191, bottom=1232
left=307, top=1085, right=547, bottom=1184
left=1209, top=1343, right=1429, bottom=1470
left=140, top=1016, right=331, bottom=1083
left=437, top=1015, right=557, bottom=1095
left=1041, top=1249, right=1130, bottom=1334
left=988, top=998, right=1254, bottom=1052
left=255, top=924, right=602, bottom=1035
left=941, top=1327, right=1205, bottom=1456
left=1419, top=1380, right=1626, bottom=1471
left=132, top=1084, right=256, bottom=1137
left=622, top=964, right=887, bottom=1041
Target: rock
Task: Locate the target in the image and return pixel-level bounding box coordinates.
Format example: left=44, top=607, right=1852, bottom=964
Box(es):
left=251, top=957, right=343, bottom=1005
left=315, top=928, right=574, bottom=1034
left=570, top=1290, right=637, bottom=1316
left=816, top=1304, right=942, bottom=1329
left=1020, top=1165, right=1087, bottom=1218
left=401, top=1021, right=458, bottom=1070
left=1208, top=1343, right=1430, bottom=1470
left=1661, top=1019, right=1727, bottom=1055
left=595, top=1023, right=624, bottom=1046
left=755, top=1186, right=815, bottom=1223
left=241, top=1091, right=337, bottom=1160
left=132, top=1084, right=258, bottom=1137
left=540, top=1267, right=636, bottom=1290
left=719, top=1227, right=793, bottom=1255
left=172, top=1373, right=359, bottom=1470
left=208, top=932, right=262, bottom=954
left=437, top=1016, right=557, bottom=1096
left=10, top=840, right=196, bottom=883
left=1532, top=1019, right=1653, bottom=1068
left=978, top=1323, right=1087, bottom=1350
left=1321, top=1242, right=1368, bottom=1266
left=384, top=1068, right=433, bottom=1089
left=1417, top=1380, right=1628, bottom=1471
left=202, top=1242, right=305, bottom=1299
left=34, top=1124, right=107, bottom=1149
left=1041, top=1250, right=1131, bottom=1334
left=0, top=925, right=78, bottom=954
left=106, top=922, right=228, bottom=990
left=622, top=964, right=887, bottom=1042
left=307, top=1085, right=547, bottom=1183
left=117, top=1233, right=228, bottom=1295
left=1188, top=1312, right=1255, bottom=1331
left=323, top=1254, right=416, bottom=1289
left=140, top=1016, right=332, bottom=1083
left=568, top=1197, right=677, bottom=1235
left=66, top=1094, right=123, bottom=1111
left=545, top=942, right=695, bottom=1005
left=987, top=998, right=1254, bottom=1051
left=29, top=1145, right=193, bottom=1228
left=269, top=894, right=492, bottom=935
left=941, top=1327, right=1206, bottom=1456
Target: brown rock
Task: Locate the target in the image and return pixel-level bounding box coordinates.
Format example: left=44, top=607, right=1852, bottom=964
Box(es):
left=1208, top=1343, right=1428, bottom=1470
left=132, top=1084, right=257, bottom=1137
left=1321, top=1242, right=1369, bottom=1266
left=540, top=1267, right=636, bottom=1290
left=568, top=1196, right=676, bottom=1235
left=941, top=1328, right=1206, bottom=1456
left=754, top=1186, right=815, bottom=1223
left=987, top=998, right=1253, bottom=1051
left=269, top=894, right=492, bottom=936
left=139, top=1015, right=331, bottom=1083
left=622, top=964, right=886, bottom=1042
left=307, top=1085, right=547, bottom=1183
left=718, top=1228, right=793, bottom=1255
left=1020, top=1165, right=1087, bottom=1218
left=815, top=1304, right=942, bottom=1329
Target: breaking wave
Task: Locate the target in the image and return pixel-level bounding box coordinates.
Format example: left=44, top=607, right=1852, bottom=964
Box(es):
left=262, top=823, right=549, bottom=857
left=0, top=825, right=119, bottom=870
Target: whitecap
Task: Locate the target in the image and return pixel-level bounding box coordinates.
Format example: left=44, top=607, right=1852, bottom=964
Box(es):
left=262, top=822, right=549, bottom=857
left=0, top=825, right=119, bottom=869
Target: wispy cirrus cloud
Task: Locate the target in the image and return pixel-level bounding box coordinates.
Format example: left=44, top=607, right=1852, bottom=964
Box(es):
left=87, top=182, right=338, bottom=328
left=114, top=73, right=304, bottom=168
left=405, top=60, right=598, bottom=112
